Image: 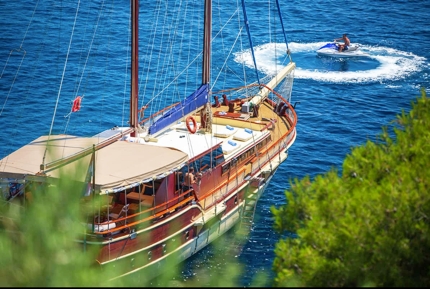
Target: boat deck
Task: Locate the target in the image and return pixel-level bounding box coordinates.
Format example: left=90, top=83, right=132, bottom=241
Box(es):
left=111, top=94, right=294, bottom=161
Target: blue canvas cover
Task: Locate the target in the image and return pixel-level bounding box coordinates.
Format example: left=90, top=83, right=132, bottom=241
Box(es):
left=148, top=84, right=209, bottom=135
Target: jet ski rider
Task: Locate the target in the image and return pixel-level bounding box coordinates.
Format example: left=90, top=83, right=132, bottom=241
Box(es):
left=334, top=34, right=350, bottom=52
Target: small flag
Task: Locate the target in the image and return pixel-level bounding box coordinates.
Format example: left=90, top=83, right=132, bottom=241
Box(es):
left=72, top=96, right=82, bottom=112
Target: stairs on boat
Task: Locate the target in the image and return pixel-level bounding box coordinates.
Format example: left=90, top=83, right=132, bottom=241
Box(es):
left=231, top=177, right=265, bottom=254
left=192, top=201, right=227, bottom=226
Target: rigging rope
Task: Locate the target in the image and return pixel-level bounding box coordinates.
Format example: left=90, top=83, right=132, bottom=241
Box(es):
left=240, top=0, right=260, bottom=86
left=0, top=0, right=40, bottom=116
left=42, top=0, right=82, bottom=169
left=63, top=0, right=106, bottom=133
left=275, top=0, right=293, bottom=62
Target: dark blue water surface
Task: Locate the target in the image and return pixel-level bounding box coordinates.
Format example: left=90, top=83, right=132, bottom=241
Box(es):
left=1, top=0, right=429, bottom=287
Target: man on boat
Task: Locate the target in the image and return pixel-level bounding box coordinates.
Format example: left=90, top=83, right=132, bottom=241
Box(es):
left=334, top=34, right=350, bottom=52
left=183, top=167, right=197, bottom=193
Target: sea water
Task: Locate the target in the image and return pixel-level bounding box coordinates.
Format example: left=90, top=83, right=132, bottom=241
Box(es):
left=0, top=0, right=429, bottom=287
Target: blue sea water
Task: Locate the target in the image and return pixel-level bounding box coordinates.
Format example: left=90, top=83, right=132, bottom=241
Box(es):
left=1, top=0, right=429, bottom=287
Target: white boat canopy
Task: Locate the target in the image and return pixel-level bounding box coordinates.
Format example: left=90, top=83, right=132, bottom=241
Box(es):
left=0, top=135, right=188, bottom=194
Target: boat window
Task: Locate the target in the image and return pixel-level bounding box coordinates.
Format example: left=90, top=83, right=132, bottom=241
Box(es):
left=141, top=182, right=155, bottom=196
left=191, top=146, right=224, bottom=173
left=220, top=134, right=271, bottom=176
left=221, top=162, right=230, bottom=175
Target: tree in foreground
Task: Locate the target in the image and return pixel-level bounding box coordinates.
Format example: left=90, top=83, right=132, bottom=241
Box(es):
left=271, top=88, right=430, bottom=287
left=0, top=154, right=253, bottom=286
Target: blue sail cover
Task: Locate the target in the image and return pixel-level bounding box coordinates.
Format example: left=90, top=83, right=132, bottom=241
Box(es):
left=148, top=84, right=209, bottom=135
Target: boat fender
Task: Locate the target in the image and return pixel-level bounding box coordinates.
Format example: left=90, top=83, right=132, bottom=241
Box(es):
left=212, top=95, right=221, bottom=108
left=201, top=111, right=208, bottom=127
left=186, top=116, right=197, bottom=134
left=269, top=118, right=277, bottom=130
left=139, top=104, right=148, bottom=120
left=276, top=102, right=285, bottom=114
left=127, top=136, right=145, bottom=144
left=252, top=103, right=259, bottom=117
left=279, top=104, right=288, bottom=116
left=222, top=94, right=229, bottom=106
left=228, top=102, right=235, bottom=113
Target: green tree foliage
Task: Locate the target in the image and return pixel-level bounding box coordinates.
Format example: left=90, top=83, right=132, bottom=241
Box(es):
left=0, top=159, right=126, bottom=287
left=271, top=88, right=430, bottom=287
left=0, top=152, right=250, bottom=286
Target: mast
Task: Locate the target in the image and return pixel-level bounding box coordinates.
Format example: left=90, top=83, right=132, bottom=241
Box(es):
left=201, top=0, right=212, bottom=132
left=202, top=0, right=211, bottom=84
left=130, top=0, right=139, bottom=137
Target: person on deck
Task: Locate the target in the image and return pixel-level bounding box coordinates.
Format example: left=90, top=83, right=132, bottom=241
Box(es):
left=334, top=34, right=350, bottom=52
left=183, top=167, right=197, bottom=193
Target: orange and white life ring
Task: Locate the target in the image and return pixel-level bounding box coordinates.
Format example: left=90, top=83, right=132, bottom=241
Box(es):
left=186, top=116, right=197, bottom=134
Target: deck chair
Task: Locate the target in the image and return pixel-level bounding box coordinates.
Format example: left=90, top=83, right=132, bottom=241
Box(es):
left=109, top=203, right=129, bottom=220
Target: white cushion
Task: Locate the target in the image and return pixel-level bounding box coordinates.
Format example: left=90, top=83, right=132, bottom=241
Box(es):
left=222, top=140, right=241, bottom=155
left=233, top=128, right=254, bottom=141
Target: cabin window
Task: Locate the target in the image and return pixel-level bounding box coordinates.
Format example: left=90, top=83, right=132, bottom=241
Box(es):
left=220, top=134, right=272, bottom=176
left=195, top=146, right=224, bottom=172
left=221, top=163, right=230, bottom=175
left=221, top=157, right=239, bottom=176
left=181, top=146, right=224, bottom=178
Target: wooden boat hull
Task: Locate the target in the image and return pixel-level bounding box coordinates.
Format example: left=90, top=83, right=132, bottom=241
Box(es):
left=94, top=155, right=285, bottom=281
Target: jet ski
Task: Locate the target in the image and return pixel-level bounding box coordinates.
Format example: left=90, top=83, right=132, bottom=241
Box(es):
left=316, top=41, right=364, bottom=58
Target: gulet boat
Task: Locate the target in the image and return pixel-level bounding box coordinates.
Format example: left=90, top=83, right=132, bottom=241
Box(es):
left=0, top=0, right=297, bottom=281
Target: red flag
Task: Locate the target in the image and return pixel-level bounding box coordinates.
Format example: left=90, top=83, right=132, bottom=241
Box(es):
left=72, top=96, right=82, bottom=112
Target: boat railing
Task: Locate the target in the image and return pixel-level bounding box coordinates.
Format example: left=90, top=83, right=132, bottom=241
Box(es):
left=264, top=95, right=297, bottom=132
left=196, top=167, right=247, bottom=210
left=139, top=102, right=180, bottom=125
left=89, top=189, right=198, bottom=235
left=87, top=142, right=291, bottom=237
left=88, top=166, right=248, bottom=236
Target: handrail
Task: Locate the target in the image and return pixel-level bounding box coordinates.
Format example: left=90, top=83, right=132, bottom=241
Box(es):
left=107, top=195, right=196, bottom=234
left=139, top=102, right=180, bottom=124
left=91, top=191, right=196, bottom=235
left=90, top=167, right=246, bottom=235
left=197, top=167, right=246, bottom=202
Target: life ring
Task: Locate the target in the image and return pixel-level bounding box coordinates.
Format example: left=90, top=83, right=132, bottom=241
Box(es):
left=72, top=96, right=82, bottom=112
left=186, top=116, right=197, bottom=134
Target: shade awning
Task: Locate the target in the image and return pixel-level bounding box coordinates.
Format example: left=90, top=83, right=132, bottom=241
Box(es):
left=0, top=135, right=188, bottom=193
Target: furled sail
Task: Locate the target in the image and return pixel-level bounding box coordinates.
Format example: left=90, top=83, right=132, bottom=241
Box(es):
left=148, top=84, right=209, bottom=135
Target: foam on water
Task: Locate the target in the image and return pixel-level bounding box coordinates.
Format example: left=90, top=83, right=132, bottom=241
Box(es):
left=235, top=42, right=428, bottom=84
